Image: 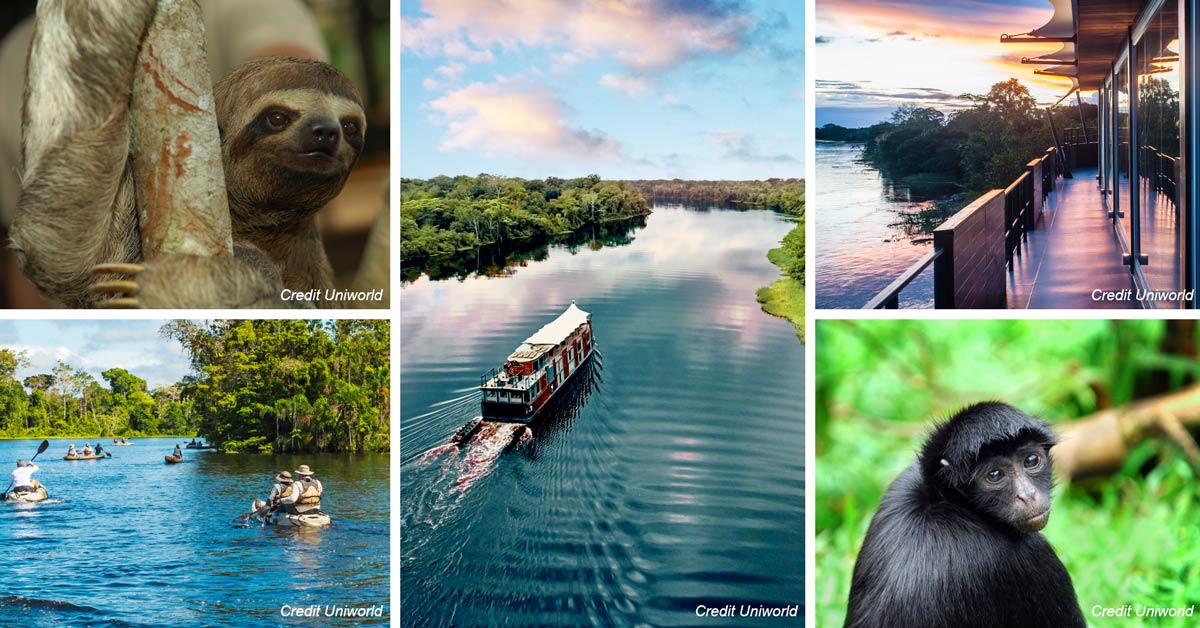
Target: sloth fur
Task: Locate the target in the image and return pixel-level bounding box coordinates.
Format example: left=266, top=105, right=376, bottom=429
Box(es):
left=10, top=0, right=365, bottom=308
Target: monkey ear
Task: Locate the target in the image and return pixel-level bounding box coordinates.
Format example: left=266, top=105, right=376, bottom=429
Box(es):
left=940, top=459, right=950, bottom=467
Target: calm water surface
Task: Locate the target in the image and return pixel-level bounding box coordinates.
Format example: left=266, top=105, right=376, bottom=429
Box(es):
left=815, top=142, right=955, bottom=308
left=0, top=438, right=389, bottom=627
left=401, top=205, right=805, bottom=627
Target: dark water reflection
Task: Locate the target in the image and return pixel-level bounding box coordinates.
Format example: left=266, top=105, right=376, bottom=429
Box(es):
left=401, top=205, right=805, bottom=627
left=815, top=142, right=958, bottom=308
left=0, top=438, right=388, bottom=627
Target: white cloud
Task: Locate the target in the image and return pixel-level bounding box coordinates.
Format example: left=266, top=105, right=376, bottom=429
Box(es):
left=429, top=79, right=623, bottom=160
left=402, top=0, right=753, bottom=73
left=599, top=74, right=653, bottom=96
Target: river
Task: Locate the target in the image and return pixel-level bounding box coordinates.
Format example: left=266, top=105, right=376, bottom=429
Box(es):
left=815, top=141, right=958, bottom=308
left=400, top=204, right=805, bottom=627
left=0, top=437, right=389, bottom=627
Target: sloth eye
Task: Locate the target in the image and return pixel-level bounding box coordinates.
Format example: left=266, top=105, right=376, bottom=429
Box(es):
left=266, top=111, right=290, bottom=129
left=986, top=469, right=1004, bottom=482
left=1023, top=454, right=1040, bottom=468
left=342, top=121, right=359, bottom=137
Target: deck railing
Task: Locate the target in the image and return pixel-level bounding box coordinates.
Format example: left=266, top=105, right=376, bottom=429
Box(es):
left=865, top=144, right=1079, bottom=309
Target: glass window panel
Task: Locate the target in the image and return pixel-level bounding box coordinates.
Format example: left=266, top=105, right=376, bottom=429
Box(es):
left=1136, top=2, right=1181, bottom=297
left=1117, top=61, right=1131, bottom=246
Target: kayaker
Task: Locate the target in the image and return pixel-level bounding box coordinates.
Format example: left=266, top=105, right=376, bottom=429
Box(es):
left=82, top=443, right=92, bottom=456
left=113, top=438, right=119, bottom=445
left=10, top=460, right=42, bottom=493
left=281, top=465, right=322, bottom=514
left=172, top=444, right=182, bottom=458
left=94, top=443, right=105, bottom=456
left=66, top=444, right=77, bottom=458
left=189, top=439, right=197, bottom=447
left=268, top=470, right=294, bottom=509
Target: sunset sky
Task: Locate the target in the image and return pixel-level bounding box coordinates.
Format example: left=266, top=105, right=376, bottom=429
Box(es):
left=816, top=0, right=1087, bottom=128
left=400, top=0, right=803, bottom=180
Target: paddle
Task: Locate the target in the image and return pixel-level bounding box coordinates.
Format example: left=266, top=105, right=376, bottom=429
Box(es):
left=1, top=440, right=50, bottom=501
left=234, top=498, right=278, bottom=524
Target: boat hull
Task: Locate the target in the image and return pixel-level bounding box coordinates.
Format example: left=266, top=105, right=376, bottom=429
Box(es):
left=64, top=454, right=106, bottom=460
left=250, top=499, right=331, bottom=528
left=165, top=455, right=183, bottom=464
left=4, top=487, right=48, bottom=503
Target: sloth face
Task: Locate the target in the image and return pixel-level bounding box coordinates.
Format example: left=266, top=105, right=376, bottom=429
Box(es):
left=214, top=57, right=366, bottom=229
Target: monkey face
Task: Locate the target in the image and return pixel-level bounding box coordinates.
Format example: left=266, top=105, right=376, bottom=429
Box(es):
left=969, top=442, right=1054, bottom=532
left=214, top=57, right=365, bottom=230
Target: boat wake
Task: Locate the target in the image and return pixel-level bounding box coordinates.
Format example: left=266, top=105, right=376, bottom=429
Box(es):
left=417, top=418, right=531, bottom=493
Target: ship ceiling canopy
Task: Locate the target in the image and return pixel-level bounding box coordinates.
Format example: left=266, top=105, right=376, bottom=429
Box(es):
left=1004, top=0, right=1146, bottom=91
left=523, top=302, right=591, bottom=347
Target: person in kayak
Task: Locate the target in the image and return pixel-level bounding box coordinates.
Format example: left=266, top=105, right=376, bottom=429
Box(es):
left=82, top=443, right=92, bottom=456
left=172, top=444, right=182, bottom=458
left=267, top=470, right=293, bottom=510
left=94, top=443, right=105, bottom=456
left=9, top=460, right=42, bottom=494
left=66, top=444, right=76, bottom=457
left=280, top=465, right=322, bottom=514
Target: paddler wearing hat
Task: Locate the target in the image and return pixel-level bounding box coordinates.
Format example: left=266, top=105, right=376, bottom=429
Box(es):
left=268, top=470, right=293, bottom=511
left=279, top=465, right=323, bottom=514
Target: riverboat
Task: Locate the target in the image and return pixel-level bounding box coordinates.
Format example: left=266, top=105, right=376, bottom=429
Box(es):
left=480, top=302, right=595, bottom=423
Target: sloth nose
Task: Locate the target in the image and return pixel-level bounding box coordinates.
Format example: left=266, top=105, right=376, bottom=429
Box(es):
left=309, top=119, right=339, bottom=147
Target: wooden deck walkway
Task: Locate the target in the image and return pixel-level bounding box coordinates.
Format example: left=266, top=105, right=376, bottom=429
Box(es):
left=1007, top=168, right=1139, bottom=309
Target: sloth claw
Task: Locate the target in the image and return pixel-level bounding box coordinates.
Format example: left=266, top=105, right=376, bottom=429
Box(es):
left=92, top=262, right=145, bottom=276
left=96, top=297, right=141, bottom=309
left=91, top=280, right=139, bottom=295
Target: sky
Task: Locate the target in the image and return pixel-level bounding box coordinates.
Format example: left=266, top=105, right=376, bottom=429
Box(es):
left=400, top=0, right=804, bottom=180
left=0, top=320, right=190, bottom=390
left=816, top=0, right=1087, bottom=128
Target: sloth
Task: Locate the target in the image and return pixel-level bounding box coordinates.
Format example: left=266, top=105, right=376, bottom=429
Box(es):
left=10, top=1, right=365, bottom=308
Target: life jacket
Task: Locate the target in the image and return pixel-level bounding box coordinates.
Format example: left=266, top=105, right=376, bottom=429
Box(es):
left=274, top=483, right=293, bottom=499
left=295, top=478, right=322, bottom=507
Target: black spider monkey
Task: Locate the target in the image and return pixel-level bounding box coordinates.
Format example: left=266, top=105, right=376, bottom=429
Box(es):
left=844, top=402, right=1086, bottom=628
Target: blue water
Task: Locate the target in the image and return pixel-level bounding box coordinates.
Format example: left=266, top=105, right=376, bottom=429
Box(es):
left=401, top=205, right=806, bottom=627
left=0, top=437, right=389, bottom=626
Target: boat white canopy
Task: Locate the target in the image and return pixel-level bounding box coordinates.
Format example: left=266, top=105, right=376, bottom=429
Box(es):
left=523, top=302, right=590, bottom=347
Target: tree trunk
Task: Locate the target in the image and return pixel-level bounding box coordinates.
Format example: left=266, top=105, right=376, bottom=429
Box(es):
left=130, top=0, right=233, bottom=259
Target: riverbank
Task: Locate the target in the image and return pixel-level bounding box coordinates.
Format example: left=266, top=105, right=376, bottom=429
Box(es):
left=758, top=244, right=805, bottom=340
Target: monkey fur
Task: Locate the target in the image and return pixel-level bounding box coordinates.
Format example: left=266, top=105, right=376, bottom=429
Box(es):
left=10, top=0, right=365, bottom=308
left=844, top=402, right=1086, bottom=628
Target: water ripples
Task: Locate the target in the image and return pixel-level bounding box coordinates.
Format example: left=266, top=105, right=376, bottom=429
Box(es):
left=401, top=206, right=804, bottom=627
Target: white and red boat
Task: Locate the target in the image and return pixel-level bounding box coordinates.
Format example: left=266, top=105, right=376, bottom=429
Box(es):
left=480, top=302, right=595, bottom=422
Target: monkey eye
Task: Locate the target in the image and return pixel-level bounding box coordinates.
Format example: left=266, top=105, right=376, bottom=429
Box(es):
left=1023, top=454, right=1040, bottom=468
left=266, top=111, right=290, bottom=130
left=342, top=120, right=360, bottom=137
left=986, top=469, right=1004, bottom=482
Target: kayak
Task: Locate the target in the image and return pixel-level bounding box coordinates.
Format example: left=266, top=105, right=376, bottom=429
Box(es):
left=185, top=445, right=216, bottom=450
left=4, top=486, right=48, bottom=503
left=64, top=454, right=107, bottom=460
left=165, top=455, right=183, bottom=464
left=249, top=499, right=332, bottom=528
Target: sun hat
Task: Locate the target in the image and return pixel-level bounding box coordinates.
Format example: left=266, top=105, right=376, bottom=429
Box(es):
left=275, top=471, right=293, bottom=483
left=294, top=465, right=314, bottom=476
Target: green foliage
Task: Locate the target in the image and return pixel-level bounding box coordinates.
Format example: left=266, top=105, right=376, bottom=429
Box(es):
left=816, top=320, right=1200, bottom=627
left=162, top=320, right=390, bottom=453
left=401, top=174, right=651, bottom=269
left=626, top=178, right=804, bottom=215
left=858, top=79, right=1099, bottom=195
left=0, top=349, right=193, bottom=438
